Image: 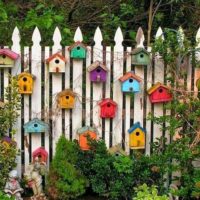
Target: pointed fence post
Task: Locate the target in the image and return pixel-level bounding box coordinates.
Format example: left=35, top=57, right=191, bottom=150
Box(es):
left=11, top=27, right=22, bottom=176
left=52, top=27, right=63, bottom=154
left=195, top=27, right=200, bottom=97
left=72, top=27, right=84, bottom=140
left=31, top=27, right=42, bottom=161
left=113, top=27, right=124, bottom=146
left=92, top=27, right=103, bottom=138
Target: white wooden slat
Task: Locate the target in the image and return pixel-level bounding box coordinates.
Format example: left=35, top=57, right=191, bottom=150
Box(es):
left=105, top=46, right=111, bottom=148
left=23, top=47, right=30, bottom=170
left=125, top=47, right=131, bottom=153
left=11, top=27, right=21, bottom=176
left=52, top=27, right=62, bottom=154
left=64, top=46, right=70, bottom=139
left=145, top=47, right=153, bottom=155
left=85, top=46, right=91, bottom=126
left=31, top=27, right=42, bottom=160
left=72, top=27, right=83, bottom=140
left=93, top=27, right=103, bottom=138
left=44, top=46, right=50, bottom=166
left=113, top=27, right=124, bottom=146
left=3, top=45, right=9, bottom=99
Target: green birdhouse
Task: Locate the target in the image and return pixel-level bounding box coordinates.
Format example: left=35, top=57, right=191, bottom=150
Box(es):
left=131, top=48, right=150, bottom=66
left=68, top=41, right=87, bottom=59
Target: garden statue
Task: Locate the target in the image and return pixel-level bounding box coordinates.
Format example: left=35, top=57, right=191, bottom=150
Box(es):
left=4, top=170, right=23, bottom=200
left=24, top=157, right=47, bottom=200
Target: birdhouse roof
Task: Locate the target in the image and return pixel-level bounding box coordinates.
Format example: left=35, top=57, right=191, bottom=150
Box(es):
left=33, top=147, right=48, bottom=158
left=128, top=122, right=146, bottom=134
left=57, top=89, right=76, bottom=98
left=24, top=118, right=49, bottom=129
left=147, top=82, right=171, bottom=95
left=68, top=41, right=87, bottom=51
left=0, top=48, right=19, bottom=60
left=87, top=61, right=108, bottom=72
left=17, top=72, right=36, bottom=80
left=77, top=126, right=98, bottom=134
left=131, top=48, right=149, bottom=55
left=98, top=98, right=117, bottom=107
left=119, top=71, right=142, bottom=82
left=0, top=100, right=5, bottom=108
left=46, top=52, right=66, bottom=64
left=108, top=144, right=127, bottom=156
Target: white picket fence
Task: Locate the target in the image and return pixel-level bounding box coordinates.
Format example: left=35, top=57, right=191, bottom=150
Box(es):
left=1, top=26, right=200, bottom=177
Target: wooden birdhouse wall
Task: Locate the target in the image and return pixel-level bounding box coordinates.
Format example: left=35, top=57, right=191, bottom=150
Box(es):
left=129, top=128, right=145, bottom=149
left=90, top=67, right=107, bottom=82
left=70, top=46, right=86, bottom=59
left=79, top=131, right=97, bottom=150
left=0, top=55, right=14, bottom=66
left=49, top=56, right=65, bottom=73
left=58, top=94, right=75, bottom=108
left=18, top=74, right=34, bottom=94
left=149, top=86, right=172, bottom=103
left=100, top=103, right=116, bottom=118
left=122, top=79, right=140, bottom=93
left=131, top=50, right=150, bottom=66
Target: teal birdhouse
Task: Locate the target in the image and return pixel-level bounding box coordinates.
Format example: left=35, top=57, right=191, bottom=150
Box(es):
left=24, top=118, right=49, bottom=133
left=131, top=48, right=150, bottom=66
left=68, top=41, right=87, bottom=59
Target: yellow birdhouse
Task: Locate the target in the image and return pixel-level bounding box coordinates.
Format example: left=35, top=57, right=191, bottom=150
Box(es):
left=128, top=122, right=146, bottom=149
left=17, top=72, right=35, bottom=94
left=57, top=89, right=76, bottom=109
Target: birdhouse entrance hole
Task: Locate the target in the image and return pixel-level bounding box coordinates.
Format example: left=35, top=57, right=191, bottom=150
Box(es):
left=140, top=54, right=144, bottom=58
left=2, top=55, right=6, bottom=59
left=136, top=132, right=140, bottom=136
left=159, top=88, right=163, bottom=93
left=55, top=59, right=60, bottom=64
left=34, top=124, right=38, bottom=127
left=129, top=78, right=133, bottom=83
left=23, top=77, right=27, bottom=82
left=77, top=46, right=80, bottom=50
left=107, top=103, right=111, bottom=107
left=97, top=68, right=101, bottom=73
left=66, top=95, right=69, bottom=99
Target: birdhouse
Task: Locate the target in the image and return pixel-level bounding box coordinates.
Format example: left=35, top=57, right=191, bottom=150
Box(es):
left=108, top=145, right=127, bottom=156
left=128, top=122, right=146, bottom=149
left=46, top=52, right=66, bottom=73
left=1, top=136, right=17, bottom=148
left=17, top=72, right=35, bottom=94
left=99, top=98, right=117, bottom=118
left=147, top=82, right=172, bottom=103
left=68, top=41, right=87, bottom=59
left=24, top=118, right=49, bottom=133
left=0, top=48, right=19, bottom=67
left=77, top=126, right=97, bottom=150
left=87, top=61, right=108, bottom=82
left=32, top=147, right=48, bottom=163
left=57, top=89, right=76, bottom=109
left=119, top=71, right=142, bottom=93
left=131, top=48, right=150, bottom=66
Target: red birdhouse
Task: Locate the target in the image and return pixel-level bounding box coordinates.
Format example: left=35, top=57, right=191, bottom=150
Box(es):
left=32, top=147, right=48, bottom=163
left=147, top=82, right=172, bottom=103
left=99, top=98, right=117, bottom=118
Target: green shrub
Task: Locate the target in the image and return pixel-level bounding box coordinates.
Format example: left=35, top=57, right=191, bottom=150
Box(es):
left=47, top=135, right=88, bottom=200
left=133, top=184, right=168, bottom=200
left=0, top=191, right=14, bottom=200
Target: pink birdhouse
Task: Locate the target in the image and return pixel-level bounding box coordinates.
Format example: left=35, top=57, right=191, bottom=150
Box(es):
left=99, top=98, right=117, bottom=118
left=32, top=147, right=48, bottom=163
left=147, top=82, right=172, bottom=103
left=0, top=48, right=19, bottom=67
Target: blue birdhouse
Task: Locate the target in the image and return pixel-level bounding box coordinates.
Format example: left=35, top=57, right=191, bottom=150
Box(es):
left=68, top=41, right=87, bottom=59
left=24, top=118, right=49, bottom=133
left=119, top=71, right=142, bottom=93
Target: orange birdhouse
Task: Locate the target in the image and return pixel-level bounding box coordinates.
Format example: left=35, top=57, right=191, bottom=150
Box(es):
left=57, top=89, right=76, bottom=109
left=17, top=72, right=35, bottom=94
left=77, top=126, right=97, bottom=150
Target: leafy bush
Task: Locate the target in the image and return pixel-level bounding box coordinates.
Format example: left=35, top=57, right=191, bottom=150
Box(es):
left=0, top=138, right=19, bottom=190
left=47, top=135, right=88, bottom=200
left=133, top=184, right=168, bottom=200
left=0, top=191, right=14, bottom=200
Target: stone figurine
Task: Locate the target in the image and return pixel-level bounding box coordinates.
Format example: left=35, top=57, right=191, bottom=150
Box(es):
left=4, top=170, right=23, bottom=200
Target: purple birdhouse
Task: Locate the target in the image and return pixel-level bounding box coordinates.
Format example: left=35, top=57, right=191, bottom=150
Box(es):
left=87, top=61, right=108, bottom=82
